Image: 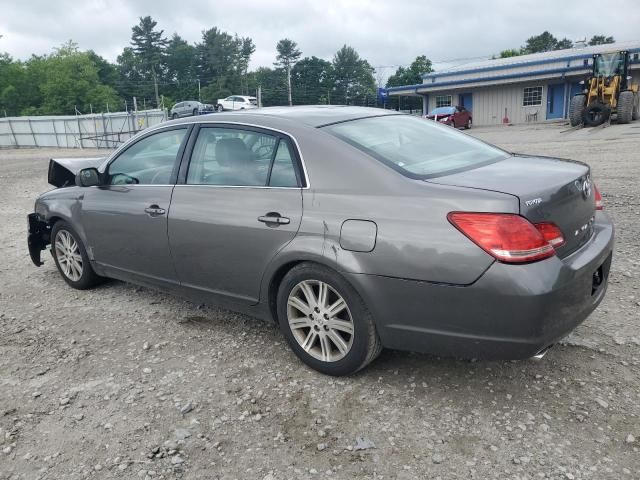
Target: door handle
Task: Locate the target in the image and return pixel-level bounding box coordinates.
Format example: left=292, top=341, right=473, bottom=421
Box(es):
left=144, top=205, right=166, bottom=216
left=258, top=213, right=290, bottom=225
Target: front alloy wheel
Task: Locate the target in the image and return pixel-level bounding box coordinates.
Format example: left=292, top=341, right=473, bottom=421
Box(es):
left=287, top=280, right=354, bottom=362
left=51, top=221, right=102, bottom=290
left=54, top=230, right=83, bottom=281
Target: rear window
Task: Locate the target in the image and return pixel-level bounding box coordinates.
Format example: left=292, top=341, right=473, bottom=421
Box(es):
left=323, top=115, right=508, bottom=178
left=430, top=107, right=456, bottom=115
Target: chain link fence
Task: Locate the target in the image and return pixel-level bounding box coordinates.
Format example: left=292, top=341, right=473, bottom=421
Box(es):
left=0, top=110, right=167, bottom=149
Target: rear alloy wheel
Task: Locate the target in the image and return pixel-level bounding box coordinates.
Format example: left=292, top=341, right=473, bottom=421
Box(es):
left=51, top=221, right=102, bottom=290
left=277, top=263, right=382, bottom=376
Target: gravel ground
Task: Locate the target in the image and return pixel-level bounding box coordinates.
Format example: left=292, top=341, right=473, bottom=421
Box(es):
left=1, top=122, right=639, bottom=480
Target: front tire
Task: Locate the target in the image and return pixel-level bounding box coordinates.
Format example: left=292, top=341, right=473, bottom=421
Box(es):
left=51, top=221, right=102, bottom=290
left=277, top=263, right=382, bottom=376
left=569, top=94, right=585, bottom=126
left=465, top=118, right=472, bottom=129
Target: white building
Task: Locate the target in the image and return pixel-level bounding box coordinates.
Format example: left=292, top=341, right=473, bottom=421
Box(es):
left=387, top=42, right=640, bottom=126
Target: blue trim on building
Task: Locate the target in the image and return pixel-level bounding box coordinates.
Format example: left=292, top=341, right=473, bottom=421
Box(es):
left=420, top=47, right=640, bottom=80
left=387, top=65, right=590, bottom=95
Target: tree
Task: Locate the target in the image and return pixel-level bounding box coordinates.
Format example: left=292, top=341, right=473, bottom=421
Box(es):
left=291, top=56, right=333, bottom=104
left=385, top=55, right=432, bottom=110
left=274, top=38, right=302, bottom=106
left=248, top=67, right=287, bottom=106
left=522, top=31, right=559, bottom=53
left=555, top=38, right=573, bottom=50
left=332, top=45, right=376, bottom=105
left=197, top=27, right=243, bottom=99
left=130, top=16, right=168, bottom=107
left=498, top=49, right=522, bottom=58
left=238, top=37, right=256, bottom=95
left=165, top=34, right=198, bottom=101
left=589, top=35, right=615, bottom=46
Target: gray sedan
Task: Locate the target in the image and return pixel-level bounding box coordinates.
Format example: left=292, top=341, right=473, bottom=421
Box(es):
left=27, top=106, right=614, bottom=376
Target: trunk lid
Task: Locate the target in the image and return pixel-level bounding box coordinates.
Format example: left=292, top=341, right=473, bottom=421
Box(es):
left=428, top=154, right=596, bottom=257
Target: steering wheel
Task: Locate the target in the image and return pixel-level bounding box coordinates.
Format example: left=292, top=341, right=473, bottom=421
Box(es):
left=150, top=166, right=172, bottom=185
left=253, top=144, right=275, bottom=159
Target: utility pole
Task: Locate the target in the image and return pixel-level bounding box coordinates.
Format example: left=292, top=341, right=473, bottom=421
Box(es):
left=152, top=67, right=160, bottom=109
left=287, top=66, right=292, bottom=106
left=257, top=86, right=262, bottom=108
left=197, top=79, right=201, bottom=102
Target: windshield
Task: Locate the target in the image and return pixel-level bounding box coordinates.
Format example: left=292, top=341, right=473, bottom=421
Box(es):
left=324, top=115, right=509, bottom=178
left=594, top=52, right=625, bottom=77
left=430, top=107, right=456, bottom=115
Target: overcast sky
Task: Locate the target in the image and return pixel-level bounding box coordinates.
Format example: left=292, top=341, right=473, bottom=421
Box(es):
left=1, top=0, right=639, bottom=79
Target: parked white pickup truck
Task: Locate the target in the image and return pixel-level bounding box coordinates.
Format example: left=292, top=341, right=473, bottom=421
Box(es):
left=216, top=95, right=258, bottom=112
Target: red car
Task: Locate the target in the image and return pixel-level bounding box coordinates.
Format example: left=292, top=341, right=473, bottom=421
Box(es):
left=425, top=106, right=472, bottom=129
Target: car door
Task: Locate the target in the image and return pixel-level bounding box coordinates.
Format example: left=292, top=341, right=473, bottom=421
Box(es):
left=168, top=124, right=304, bottom=304
left=80, top=126, right=191, bottom=286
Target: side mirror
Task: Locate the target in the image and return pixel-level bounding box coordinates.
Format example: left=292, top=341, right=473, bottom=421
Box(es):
left=75, top=167, right=101, bottom=187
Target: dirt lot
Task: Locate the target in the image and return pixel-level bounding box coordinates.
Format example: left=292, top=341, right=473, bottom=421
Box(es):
left=1, top=122, right=639, bottom=480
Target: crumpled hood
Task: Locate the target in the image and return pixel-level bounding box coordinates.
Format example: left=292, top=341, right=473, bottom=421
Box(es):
left=48, top=157, right=106, bottom=188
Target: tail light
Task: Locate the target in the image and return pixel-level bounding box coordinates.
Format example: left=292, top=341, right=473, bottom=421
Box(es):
left=448, top=212, right=565, bottom=263
left=594, top=184, right=603, bottom=210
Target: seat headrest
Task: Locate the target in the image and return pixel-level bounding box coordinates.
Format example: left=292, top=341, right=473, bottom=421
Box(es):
left=216, top=138, right=251, bottom=166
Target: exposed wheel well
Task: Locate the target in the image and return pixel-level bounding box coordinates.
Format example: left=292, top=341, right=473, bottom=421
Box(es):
left=267, top=261, right=304, bottom=323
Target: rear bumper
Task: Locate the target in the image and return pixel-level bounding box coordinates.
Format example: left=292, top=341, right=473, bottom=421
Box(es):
left=346, top=212, right=614, bottom=359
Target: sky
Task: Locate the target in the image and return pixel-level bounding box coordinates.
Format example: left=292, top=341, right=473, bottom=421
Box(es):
left=1, top=0, right=639, bottom=81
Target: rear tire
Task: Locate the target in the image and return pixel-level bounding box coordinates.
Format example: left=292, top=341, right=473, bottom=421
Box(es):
left=216, top=104, right=224, bottom=112
left=569, top=94, right=585, bottom=126
left=171, top=113, right=178, bottom=120
left=192, top=108, right=198, bottom=117
left=51, top=221, right=102, bottom=290
left=465, top=118, right=472, bottom=129
left=582, top=103, right=610, bottom=127
left=632, top=93, right=639, bottom=120
left=617, top=90, right=634, bottom=124
left=276, top=263, right=382, bottom=376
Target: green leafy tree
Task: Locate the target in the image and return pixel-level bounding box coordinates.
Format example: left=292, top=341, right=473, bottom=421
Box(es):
left=197, top=27, right=242, bottom=98
left=589, top=35, right=615, bottom=45
left=291, top=56, right=333, bottom=104
left=385, top=55, right=432, bottom=110
left=130, top=16, right=168, bottom=107
left=522, top=31, right=573, bottom=53
left=555, top=38, right=573, bottom=50
left=498, top=48, right=522, bottom=58
left=238, top=37, right=256, bottom=95
left=332, top=45, right=376, bottom=106
left=275, top=38, right=302, bottom=106
left=247, top=67, right=287, bottom=106
left=165, top=34, right=198, bottom=101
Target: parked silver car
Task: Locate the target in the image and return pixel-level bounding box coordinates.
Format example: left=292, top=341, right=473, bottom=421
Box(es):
left=170, top=100, right=214, bottom=119
left=28, top=106, right=614, bottom=376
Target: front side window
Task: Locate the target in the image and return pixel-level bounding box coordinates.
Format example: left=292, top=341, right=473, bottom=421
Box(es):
left=324, top=115, right=508, bottom=178
left=523, top=86, right=543, bottom=106
left=107, top=128, right=188, bottom=185
left=435, top=95, right=452, bottom=108
left=186, top=127, right=300, bottom=187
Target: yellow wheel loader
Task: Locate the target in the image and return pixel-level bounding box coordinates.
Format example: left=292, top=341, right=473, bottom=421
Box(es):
left=569, top=50, right=639, bottom=127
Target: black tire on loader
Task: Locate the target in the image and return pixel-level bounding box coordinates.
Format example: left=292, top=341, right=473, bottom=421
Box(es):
left=569, top=94, right=586, bottom=126
left=582, top=103, right=610, bottom=127
left=617, top=90, right=634, bottom=124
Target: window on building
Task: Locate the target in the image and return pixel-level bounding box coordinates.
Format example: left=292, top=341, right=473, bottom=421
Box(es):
left=522, top=86, right=543, bottom=107
left=435, top=95, right=452, bottom=108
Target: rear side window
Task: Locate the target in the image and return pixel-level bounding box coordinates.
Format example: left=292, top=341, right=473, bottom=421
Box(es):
left=186, top=127, right=301, bottom=187
left=323, top=115, right=508, bottom=178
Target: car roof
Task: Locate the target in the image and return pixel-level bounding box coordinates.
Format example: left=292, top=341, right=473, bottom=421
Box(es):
left=168, top=105, right=401, bottom=128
